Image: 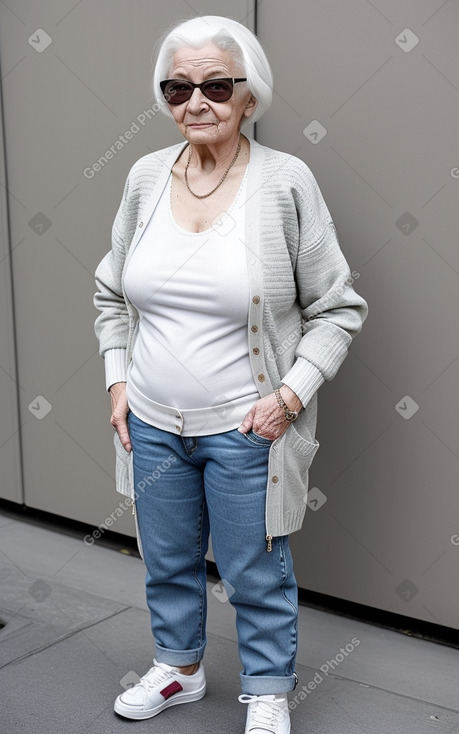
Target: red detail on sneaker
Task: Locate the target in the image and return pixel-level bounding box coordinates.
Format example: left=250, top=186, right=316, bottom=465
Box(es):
left=160, top=681, right=183, bottom=700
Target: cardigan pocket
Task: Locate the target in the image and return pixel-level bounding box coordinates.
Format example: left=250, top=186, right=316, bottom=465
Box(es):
left=279, top=424, right=320, bottom=534
left=113, top=430, right=144, bottom=558
left=288, top=423, right=319, bottom=460
left=113, top=430, right=134, bottom=498
left=284, top=423, right=319, bottom=499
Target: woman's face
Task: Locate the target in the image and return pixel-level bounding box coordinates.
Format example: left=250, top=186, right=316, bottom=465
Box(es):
left=166, top=42, right=256, bottom=147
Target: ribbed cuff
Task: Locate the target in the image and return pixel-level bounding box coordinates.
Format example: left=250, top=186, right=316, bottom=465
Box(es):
left=281, top=359, right=324, bottom=408
left=104, top=348, right=127, bottom=391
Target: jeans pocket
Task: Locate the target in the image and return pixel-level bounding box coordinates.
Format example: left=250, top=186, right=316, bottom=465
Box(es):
left=243, top=429, right=274, bottom=447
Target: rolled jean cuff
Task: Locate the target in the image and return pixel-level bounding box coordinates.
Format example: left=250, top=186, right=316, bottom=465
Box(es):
left=154, top=641, right=206, bottom=667
left=240, top=673, right=297, bottom=695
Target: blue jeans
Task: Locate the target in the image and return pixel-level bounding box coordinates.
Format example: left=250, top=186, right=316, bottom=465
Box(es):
left=129, top=411, right=298, bottom=695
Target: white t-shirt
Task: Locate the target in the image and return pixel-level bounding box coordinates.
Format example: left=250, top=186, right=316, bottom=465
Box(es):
left=123, top=167, right=259, bottom=435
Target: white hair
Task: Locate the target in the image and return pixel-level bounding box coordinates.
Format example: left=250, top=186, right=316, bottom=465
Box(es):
left=152, top=15, right=273, bottom=126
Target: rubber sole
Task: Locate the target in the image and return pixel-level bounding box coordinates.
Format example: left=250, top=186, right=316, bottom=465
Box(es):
left=114, top=683, right=206, bottom=720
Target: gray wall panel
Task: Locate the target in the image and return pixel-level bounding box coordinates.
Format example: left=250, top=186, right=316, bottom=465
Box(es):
left=256, top=0, right=459, bottom=628
left=0, top=0, right=254, bottom=534
left=1, top=0, right=458, bottom=629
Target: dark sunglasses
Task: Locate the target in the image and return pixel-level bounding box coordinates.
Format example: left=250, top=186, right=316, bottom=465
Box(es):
left=160, top=77, right=247, bottom=105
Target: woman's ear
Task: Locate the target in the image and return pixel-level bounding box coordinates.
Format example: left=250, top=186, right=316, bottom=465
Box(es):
left=243, top=94, right=258, bottom=119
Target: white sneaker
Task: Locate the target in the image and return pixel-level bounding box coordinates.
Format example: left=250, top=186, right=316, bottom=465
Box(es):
left=114, top=659, right=206, bottom=720
left=239, top=693, right=291, bottom=733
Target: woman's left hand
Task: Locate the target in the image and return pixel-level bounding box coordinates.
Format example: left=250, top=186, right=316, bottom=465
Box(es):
left=238, top=386, right=302, bottom=440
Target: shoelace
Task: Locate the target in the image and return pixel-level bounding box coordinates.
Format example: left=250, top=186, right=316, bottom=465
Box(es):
left=239, top=694, right=286, bottom=732
left=137, top=662, right=177, bottom=692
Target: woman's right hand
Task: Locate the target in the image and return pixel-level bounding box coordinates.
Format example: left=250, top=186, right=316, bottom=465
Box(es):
left=109, top=382, right=131, bottom=452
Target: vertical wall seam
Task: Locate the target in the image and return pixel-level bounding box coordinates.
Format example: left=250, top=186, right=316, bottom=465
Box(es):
left=0, top=51, right=26, bottom=505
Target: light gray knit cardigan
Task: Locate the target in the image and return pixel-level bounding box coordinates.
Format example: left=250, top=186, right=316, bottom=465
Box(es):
left=94, top=138, right=368, bottom=538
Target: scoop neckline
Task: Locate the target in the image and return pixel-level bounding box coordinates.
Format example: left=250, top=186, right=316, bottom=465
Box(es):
left=168, top=160, right=249, bottom=236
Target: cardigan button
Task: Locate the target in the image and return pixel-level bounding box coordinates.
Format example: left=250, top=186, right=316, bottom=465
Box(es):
left=258, top=373, right=265, bottom=382
left=272, top=475, right=279, bottom=483
left=138, top=221, right=144, bottom=228
left=252, top=295, right=260, bottom=304
left=251, top=325, right=258, bottom=333
left=252, top=347, right=260, bottom=355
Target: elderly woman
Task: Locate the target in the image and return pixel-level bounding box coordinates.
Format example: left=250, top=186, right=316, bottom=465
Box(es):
left=94, top=14, right=367, bottom=734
